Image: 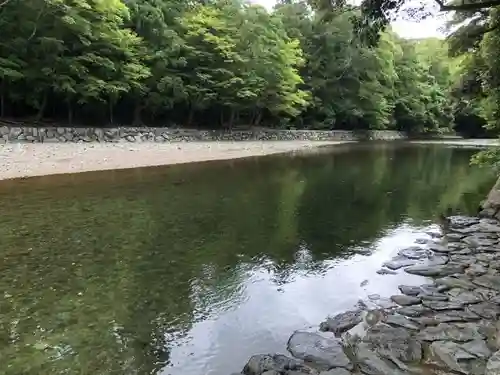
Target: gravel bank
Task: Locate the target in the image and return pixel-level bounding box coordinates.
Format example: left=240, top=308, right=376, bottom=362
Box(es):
left=0, top=141, right=346, bottom=181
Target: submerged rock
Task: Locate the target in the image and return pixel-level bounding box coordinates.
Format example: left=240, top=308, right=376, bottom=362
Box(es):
left=287, top=331, right=352, bottom=370
left=320, top=310, right=363, bottom=335
left=376, top=268, right=397, bottom=275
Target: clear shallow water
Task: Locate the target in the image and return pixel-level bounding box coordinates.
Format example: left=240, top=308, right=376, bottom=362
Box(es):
left=0, top=143, right=496, bottom=375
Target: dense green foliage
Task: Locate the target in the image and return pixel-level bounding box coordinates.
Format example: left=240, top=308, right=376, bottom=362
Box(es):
left=0, top=0, right=455, bottom=132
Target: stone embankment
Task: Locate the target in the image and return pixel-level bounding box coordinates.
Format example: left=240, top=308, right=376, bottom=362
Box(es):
left=232, top=206, right=500, bottom=374
left=0, top=126, right=405, bottom=143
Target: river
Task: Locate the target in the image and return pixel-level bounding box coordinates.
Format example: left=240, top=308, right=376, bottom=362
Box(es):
left=0, top=142, right=495, bottom=375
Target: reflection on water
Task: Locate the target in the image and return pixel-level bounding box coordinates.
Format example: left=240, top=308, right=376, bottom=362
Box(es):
left=0, top=143, right=495, bottom=375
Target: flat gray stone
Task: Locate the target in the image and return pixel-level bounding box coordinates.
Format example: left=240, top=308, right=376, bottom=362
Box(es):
left=473, top=275, right=500, bottom=291
left=396, top=305, right=430, bottom=317
left=447, top=233, right=466, bottom=241
left=383, top=256, right=416, bottom=270
left=466, top=263, right=488, bottom=277
left=425, top=255, right=450, bottom=266
left=405, top=264, right=463, bottom=277
left=462, top=339, right=492, bottom=358
left=417, top=323, right=484, bottom=342
left=354, top=343, right=406, bottom=375
left=429, top=244, right=453, bottom=253
left=361, top=324, right=421, bottom=364
left=449, top=290, right=483, bottom=304
left=384, top=314, right=420, bottom=330
left=463, top=236, right=496, bottom=248
left=477, top=222, right=500, bottom=233
left=467, top=302, right=500, bottom=319
left=486, top=349, right=500, bottom=375
left=390, top=295, right=421, bottom=306
left=243, top=354, right=304, bottom=375
left=398, top=247, right=429, bottom=259
left=320, top=310, right=363, bottom=335
left=422, top=300, right=464, bottom=311
left=435, top=277, right=476, bottom=290
left=429, top=340, right=476, bottom=373
left=420, top=292, right=449, bottom=301
left=319, top=369, right=351, bottom=375
left=287, top=331, right=352, bottom=370
left=449, top=216, right=480, bottom=227
left=398, top=285, right=421, bottom=296
left=414, top=310, right=480, bottom=325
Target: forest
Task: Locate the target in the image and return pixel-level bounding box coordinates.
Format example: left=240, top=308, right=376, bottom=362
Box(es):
left=0, top=0, right=498, bottom=136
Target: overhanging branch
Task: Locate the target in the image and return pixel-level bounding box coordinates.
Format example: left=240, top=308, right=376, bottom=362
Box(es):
left=434, top=0, right=500, bottom=11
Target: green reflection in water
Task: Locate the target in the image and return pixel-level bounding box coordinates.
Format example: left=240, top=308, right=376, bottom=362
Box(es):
left=0, top=143, right=495, bottom=375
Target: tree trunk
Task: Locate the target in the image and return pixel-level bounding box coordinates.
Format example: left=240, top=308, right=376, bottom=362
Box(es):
left=188, top=106, right=194, bottom=126
left=109, top=101, right=114, bottom=124
left=67, top=99, right=73, bottom=125
left=229, top=108, right=236, bottom=130
left=220, top=110, right=224, bottom=128
left=1, top=81, right=5, bottom=117
left=254, top=109, right=263, bottom=126
left=133, top=102, right=144, bottom=126
left=36, top=92, right=47, bottom=122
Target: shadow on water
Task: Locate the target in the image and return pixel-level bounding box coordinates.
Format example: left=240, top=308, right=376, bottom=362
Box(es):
left=0, top=143, right=496, bottom=375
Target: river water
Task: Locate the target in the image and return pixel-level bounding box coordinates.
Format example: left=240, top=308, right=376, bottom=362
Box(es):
left=0, top=143, right=496, bottom=375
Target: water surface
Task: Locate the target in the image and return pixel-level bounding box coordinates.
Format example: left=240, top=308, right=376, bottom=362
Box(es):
left=0, top=143, right=495, bottom=375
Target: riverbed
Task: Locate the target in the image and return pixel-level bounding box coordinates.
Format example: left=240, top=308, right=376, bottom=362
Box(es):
left=0, top=143, right=496, bottom=375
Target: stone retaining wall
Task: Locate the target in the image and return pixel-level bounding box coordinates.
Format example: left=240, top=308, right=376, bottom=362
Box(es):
left=0, top=126, right=406, bottom=143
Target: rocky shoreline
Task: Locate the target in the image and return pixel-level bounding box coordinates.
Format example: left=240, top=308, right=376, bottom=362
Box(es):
left=231, top=210, right=500, bottom=375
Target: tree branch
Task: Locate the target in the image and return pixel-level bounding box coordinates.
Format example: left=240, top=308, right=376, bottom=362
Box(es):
left=434, top=0, right=500, bottom=11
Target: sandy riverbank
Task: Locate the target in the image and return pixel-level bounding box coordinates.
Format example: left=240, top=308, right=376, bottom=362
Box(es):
left=0, top=141, right=347, bottom=181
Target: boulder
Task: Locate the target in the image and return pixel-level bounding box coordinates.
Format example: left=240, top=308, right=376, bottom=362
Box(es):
left=287, top=331, right=352, bottom=370
left=243, top=354, right=305, bottom=375
left=320, top=310, right=363, bottom=335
